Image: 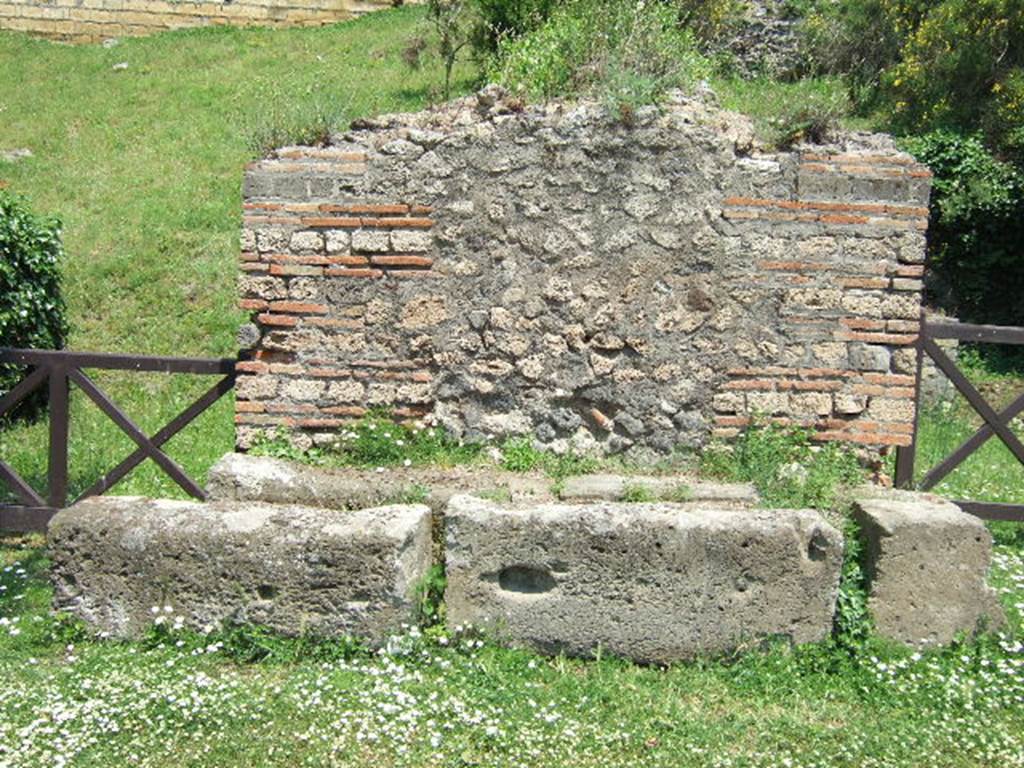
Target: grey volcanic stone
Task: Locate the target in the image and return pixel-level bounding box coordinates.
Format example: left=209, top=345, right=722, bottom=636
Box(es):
left=48, top=496, right=432, bottom=643
left=853, top=489, right=1005, bottom=647
left=558, top=473, right=758, bottom=506
left=445, top=496, right=843, bottom=662
left=207, top=452, right=551, bottom=512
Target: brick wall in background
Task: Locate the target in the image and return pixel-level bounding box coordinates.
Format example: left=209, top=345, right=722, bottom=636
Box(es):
left=237, top=88, right=933, bottom=458
left=0, top=0, right=396, bottom=42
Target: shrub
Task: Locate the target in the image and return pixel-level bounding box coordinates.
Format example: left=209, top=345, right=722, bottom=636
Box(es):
left=902, top=130, right=1024, bottom=326
left=805, top=0, right=1024, bottom=155
left=471, top=0, right=561, bottom=54
left=0, top=190, right=69, bottom=421
left=491, top=0, right=712, bottom=107
left=883, top=1, right=1024, bottom=155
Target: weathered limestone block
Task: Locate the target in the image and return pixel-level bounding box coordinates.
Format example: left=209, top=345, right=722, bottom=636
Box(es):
left=445, top=496, right=843, bottom=662
left=48, top=496, right=432, bottom=643
left=853, top=490, right=1005, bottom=647
left=207, top=452, right=551, bottom=512
left=557, top=473, right=758, bottom=506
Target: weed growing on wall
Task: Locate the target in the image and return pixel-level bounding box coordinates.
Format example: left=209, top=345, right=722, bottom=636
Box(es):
left=490, top=0, right=712, bottom=107
left=620, top=483, right=656, bottom=503
left=251, top=413, right=483, bottom=468
left=701, top=423, right=865, bottom=510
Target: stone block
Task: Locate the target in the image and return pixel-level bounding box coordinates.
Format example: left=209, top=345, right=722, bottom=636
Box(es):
left=853, top=489, right=1005, bottom=647
left=48, top=496, right=432, bottom=643
left=445, top=496, right=843, bottom=662
left=557, top=473, right=758, bottom=506
left=206, top=453, right=550, bottom=513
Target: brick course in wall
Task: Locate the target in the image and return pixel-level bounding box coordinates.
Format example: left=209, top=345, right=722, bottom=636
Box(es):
left=236, top=88, right=933, bottom=457
left=0, top=0, right=396, bottom=42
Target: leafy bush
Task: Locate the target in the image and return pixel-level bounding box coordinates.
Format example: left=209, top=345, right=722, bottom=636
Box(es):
left=0, top=190, right=69, bottom=421
left=471, top=0, right=560, bottom=53
left=902, top=131, right=1024, bottom=325
left=491, top=0, right=712, bottom=107
left=801, top=0, right=925, bottom=98
left=700, top=423, right=865, bottom=510
left=883, top=1, right=1024, bottom=157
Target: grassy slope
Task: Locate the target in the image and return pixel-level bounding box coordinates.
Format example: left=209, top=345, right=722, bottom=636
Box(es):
left=0, top=8, right=473, bottom=499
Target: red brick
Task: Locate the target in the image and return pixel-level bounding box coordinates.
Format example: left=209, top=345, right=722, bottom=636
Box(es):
left=327, top=256, right=371, bottom=267
left=837, top=331, right=918, bottom=345
left=235, top=401, right=266, bottom=413
left=798, top=368, right=857, bottom=378
left=268, top=254, right=332, bottom=266
left=307, top=368, right=354, bottom=378
left=714, top=416, right=751, bottom=427
left=777, top=380, right=843, bottom=392
left=235, top=361, right=269, bottom=374
left=239, top=299, right=268, bottom=311
left=840, top=277, right=889, bottom=289
left=840, top=317, right=887, bottom=331
left=371, top=255, right=434, bottom=268
left=820, top=213, right=870, bottom=225
left=268, top=403, right=318, bottom=414
left=241, top=263, right=270, bottom=273
left=257, top=313, right=299, bottom=327
left=269, top=363, right=304, bottom=375
left=300, top=217, right=363, bottom=229
left=365, top=217, right=435, bottom=229
left=324, top=203, right=410, bottom=215
left=894, top=265, right=925, bottom=277
left=269, top=264, right=323, bottom=277
left=864, top=373, right=916, bottom=386
left=269, top=301, right=328, bottom=315
left=298, top=419, right=347, bottom=429
left=722, top=379, right=774, bottom=391
left=322, top=406, right=369, bottom=417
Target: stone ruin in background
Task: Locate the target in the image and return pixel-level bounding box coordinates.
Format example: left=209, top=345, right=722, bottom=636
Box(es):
left=236, top=87, right=932, bottom=458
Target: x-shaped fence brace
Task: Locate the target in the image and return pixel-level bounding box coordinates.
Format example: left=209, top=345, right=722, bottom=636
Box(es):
left=0, top=348, right=236, bottom=531
left=895, top=320, right=1024, bottom=522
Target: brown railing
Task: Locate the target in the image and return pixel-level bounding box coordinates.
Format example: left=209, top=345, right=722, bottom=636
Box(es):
left=0, top=348, right=236, bottom=532
left=895, top=319, right=1024, bottom=522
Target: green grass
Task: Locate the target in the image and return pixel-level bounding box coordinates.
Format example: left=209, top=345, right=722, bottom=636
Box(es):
left=1, top=532, right=1023, bottom=767
left=0, top=8, right=474, bottom=501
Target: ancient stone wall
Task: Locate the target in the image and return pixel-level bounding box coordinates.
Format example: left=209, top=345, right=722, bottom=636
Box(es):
left=0, top=0, right=396, bottom=42
left=237, top=88, right=932, bottom=457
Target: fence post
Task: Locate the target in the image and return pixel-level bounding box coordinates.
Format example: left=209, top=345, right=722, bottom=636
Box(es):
left=47, top=363, right=69, bottom=509
left=894, top=311, right=926, bottom=489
